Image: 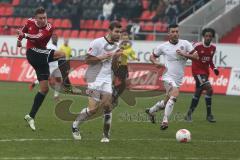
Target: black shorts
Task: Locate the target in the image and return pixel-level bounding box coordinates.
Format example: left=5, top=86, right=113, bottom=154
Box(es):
left=194, top=74, right=210, bottom=88
left=115, top=65, right=128, bottom=80
left=26, top=48, right=55, bottom=81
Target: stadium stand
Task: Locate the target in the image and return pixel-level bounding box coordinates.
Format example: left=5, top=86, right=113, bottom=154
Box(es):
left=0, top=0, right=210, bottom=40
left=220, top=25, right=240, bottom=44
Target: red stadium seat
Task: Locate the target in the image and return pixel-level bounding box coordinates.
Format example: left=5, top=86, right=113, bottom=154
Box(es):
left=102, top=20, right=110, bottom=29
left=48, top=18, right=54, bottom=24
left=62, top=30, right=71, bottom=38
left=6, top=17, right=14, bottom=27
left=155, top=22, right=162, bottom=32
left=14, top=17, right=22, bottom=27
left=86, top=30, right=96, bottom=39
left=21, top=18, right=28, bottom=27
left=54, top=29, right=63, bottom=37
left=12, top=0, right=20, bottom=6
left=5, top=7, right=13, bottom=16
left=79, top=30, right=87, bottom=38
left=10, top=27, right=16, bottom=35
left=0, top=7, right=5, bottom=16
left=139, top=10, right=151, bottom=21
left=80, top=20, right=85, bottom=29
left=0, top=27, right=3, bottom=34
left=84, top=20, right=94, bottom=29
left=93, top=20, right=102, bottom=29
left=53, top=19, right=62, bottom=28
left=61, top=19, right=72, bottom=28
left=95, top=31, right=105, bottom=38
left=146, top=34, right=155, bottom=41
left=70, top=30, right=79, bottom=38
left=0, top=17, right=6, bottom=27
left=140, top=22, right=154, bottom=32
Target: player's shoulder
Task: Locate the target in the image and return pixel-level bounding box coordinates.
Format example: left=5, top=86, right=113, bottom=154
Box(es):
left=45, top=22, right=53, bottom=31
left=90, top=37, right=106, bottom=46
left=156, top=41, right=168, bottom=48
left=26, top=18, right=36, bottom=26
left=193, top=41, right=203, bottom=48
left=179, top=39, right=192, bottom=45
left=210, top=43, right=216, bottom=48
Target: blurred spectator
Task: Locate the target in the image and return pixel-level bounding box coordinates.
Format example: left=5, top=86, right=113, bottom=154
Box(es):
left=149, top=0, right=159, bottom=11
left=152, top=0, right=167, bottom=22
left=98, top=0, right=115, bottom=20
left=165, top=0, right=179, bottom=25
left=180, top=0, right=193, bottom=13
left=111, top=0, right=126, bottom=21
left=127, top=0, right=143, bottom=19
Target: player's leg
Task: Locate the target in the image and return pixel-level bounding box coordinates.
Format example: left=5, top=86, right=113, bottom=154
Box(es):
left=204, top=83, right=216, bottom=122
left=185, top=75, right=203, bottom=121
left=100, top=92, right=112, bottom=143
left=99, top=82, right=113, bottom=142
left=72, top=81, right=101, bottom=140
left=145, top=95, right=167, bottom=124
left=161, top=81, right=179, bottom=130
left=24, top=49, right=51, bottom=131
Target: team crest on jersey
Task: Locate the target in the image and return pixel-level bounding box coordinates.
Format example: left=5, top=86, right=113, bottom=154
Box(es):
left=201, top=50, right=204, bottom=53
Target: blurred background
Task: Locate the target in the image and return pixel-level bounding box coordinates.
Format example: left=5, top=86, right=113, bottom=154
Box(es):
left=0, top=0, right=239, bottom=42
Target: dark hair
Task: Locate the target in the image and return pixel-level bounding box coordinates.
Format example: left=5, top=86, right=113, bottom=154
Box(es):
left=168, top=24, right=179, bottom=31
left=109, top=21, right=122, bottom=30
left=35, top=7, right=46, bottom=15
left=202, top=28, right=215, bottom=38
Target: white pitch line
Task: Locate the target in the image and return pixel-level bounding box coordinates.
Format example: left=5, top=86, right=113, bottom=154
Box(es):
left=0, top=138, right=240, bottom=143
left=0, top=157, right=231, bottom=160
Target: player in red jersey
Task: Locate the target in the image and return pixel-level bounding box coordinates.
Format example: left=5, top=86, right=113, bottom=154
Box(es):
left=185, top=28, right=219, bottom=123
left=17, top=7, right=65, bottom=131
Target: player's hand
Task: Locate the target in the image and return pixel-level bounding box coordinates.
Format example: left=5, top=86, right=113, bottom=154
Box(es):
left=115, top=49, right=123, bottom=57
left=16, top=29, right=25, bottom=39
left=213, top=68, right=219, bottom=76
left=17, top=40, right=22, bottom=47
left=176, top=49, right=186, bottom=57
left=155, top=63, right=163, bottom=69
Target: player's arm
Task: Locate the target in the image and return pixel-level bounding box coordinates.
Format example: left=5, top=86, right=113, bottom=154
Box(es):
left=16, top=22, right=28, bottom=47
left=129, top=49, right=140, bottom=61
left=150, top=54, right=164, bottom=68
left=177, top=49, right=199, bottom=60
left=150, top=45, right=164, bottom=68
left=209, top=50, right=219, bottom=75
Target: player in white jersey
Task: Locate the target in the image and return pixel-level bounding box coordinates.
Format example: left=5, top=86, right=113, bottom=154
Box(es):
left=72, top=21, right=122, bottom=142
left=29, top=34, right=62, bottom=101
left=145, top=24, right=199, bottom=130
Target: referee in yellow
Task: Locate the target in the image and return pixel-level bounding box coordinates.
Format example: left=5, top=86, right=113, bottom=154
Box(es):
left=112, top=31, right=139, bottom=105
left=59, top=38, right=72, bottom=92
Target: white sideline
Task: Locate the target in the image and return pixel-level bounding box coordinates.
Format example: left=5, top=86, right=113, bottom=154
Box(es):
left=0, top=138, right=240, bottom=143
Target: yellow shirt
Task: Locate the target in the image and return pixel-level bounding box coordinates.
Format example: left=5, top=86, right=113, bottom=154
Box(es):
left=60, top=44, right=72, bottom=60
left=120, top=44, right=137, bottom=66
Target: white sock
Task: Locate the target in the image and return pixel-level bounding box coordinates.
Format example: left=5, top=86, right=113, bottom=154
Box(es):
left=54, top=83, right=61, bottom=97
left=149, top=100, right=165, bottom=114
left=163, top=97, right=176, bottom=123
left=73, top=107, right=91, bottom=128
left=34, top=80, right=39, bottom=84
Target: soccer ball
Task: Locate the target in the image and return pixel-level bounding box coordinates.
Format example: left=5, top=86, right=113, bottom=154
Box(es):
left=176, top=129, right=191, bottom=143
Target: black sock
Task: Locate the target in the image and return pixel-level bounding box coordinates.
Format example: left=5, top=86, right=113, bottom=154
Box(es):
left=188, top=96, right=199, bottom=114
left=29, top=92, right=46, bottom=119
left=205, top=96, right=212, bottom=116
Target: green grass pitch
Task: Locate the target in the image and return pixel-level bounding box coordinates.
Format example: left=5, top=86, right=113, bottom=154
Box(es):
left=0, top=82, right=240, bottom=160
